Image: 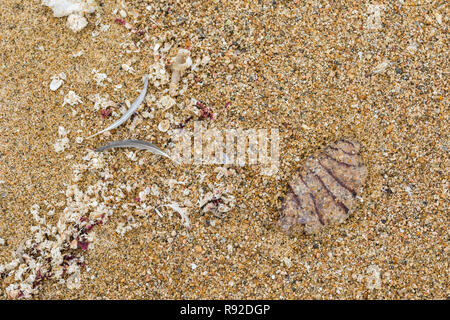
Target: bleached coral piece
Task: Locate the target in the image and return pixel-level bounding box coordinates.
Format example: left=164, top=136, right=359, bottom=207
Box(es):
left=158, top=120, right=170, bottom=132
left=42, top=0, right=97, bottom=32
left=148, top=62, right=169, bottom=88
left=169, top=49, right=192, bottom=96
left=366, top=264, right=382, bottom=290
left=42, top=0, right=97, bottom=17
left=156, top=95, right=176, bottom=110
left=92, top=69, right=109, bottom=86
left=63, top=90, right=83, bottom=106
left=67, top=13, right=88, bottom=32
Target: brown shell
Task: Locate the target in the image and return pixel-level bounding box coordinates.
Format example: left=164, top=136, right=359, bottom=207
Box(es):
left=280, top=139, right=367, bottom=234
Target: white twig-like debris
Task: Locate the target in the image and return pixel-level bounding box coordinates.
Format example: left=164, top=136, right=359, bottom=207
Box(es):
left=164, top=202, right=190, bottom=229
left=169, top=49, right=192, bottom=96
left=88, top=76, right=149, bottom=138
left=63, top=90, right=83, bottom=106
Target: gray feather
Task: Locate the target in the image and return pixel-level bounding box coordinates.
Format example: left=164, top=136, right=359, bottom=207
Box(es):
left=88, top=76, right=149, bottom=139
left=95, top=139, right=174, bottom=161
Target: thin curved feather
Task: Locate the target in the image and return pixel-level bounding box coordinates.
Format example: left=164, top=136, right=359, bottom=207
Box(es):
left=87, top=76, right=149, bottom=139
left=94, top=139, right=178, bottom=163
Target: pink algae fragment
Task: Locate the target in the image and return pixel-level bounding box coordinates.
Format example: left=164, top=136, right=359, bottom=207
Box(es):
left=100, top=108, right=112, bottom=119
left=115, top=18, right=126, bottom=25
left=77, top=241, right=89, bottom=251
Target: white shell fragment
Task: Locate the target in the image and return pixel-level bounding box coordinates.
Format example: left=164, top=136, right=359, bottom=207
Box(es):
left=148, top=62, right=169, bottom=88
left=158, top=120, right=170, bottom=132
left=50, top=79, right=63, bottom=91
left=42, top=0, right=97, bottom=17
left=53, top=126, right=70, bottom=153
left=49, top=73, right=66, bottom=91
left=156, top=95, right=176, bottom=110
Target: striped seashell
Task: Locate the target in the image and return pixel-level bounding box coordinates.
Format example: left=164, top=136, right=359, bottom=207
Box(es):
left=280, top=139, right=368, bottom=234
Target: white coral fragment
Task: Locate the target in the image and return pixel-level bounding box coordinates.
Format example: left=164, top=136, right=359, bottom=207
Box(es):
left=148, top=62, right=169, bottom=88
left=67, top=13, right=88, bottom=32
left=164, top=203, right=190, bottom=229
left=169, top=49, right=192, bottom=96
left=63, top=90, right=83, bottom=106
left=92, top=69, right=109, bottom=86
left=158, top=120, right=170, bottom=132
left=156, top=95, right=176, bottom=110
left=42, top=0, right=97, bottom=32
left=88, top=93, right=116, bottom=111
left=53, top=126, right=70, bottom=153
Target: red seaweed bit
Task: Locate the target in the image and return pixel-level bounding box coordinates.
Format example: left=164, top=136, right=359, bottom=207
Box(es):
left=212, top=198, right=224, bottom=206
left=85, top=219, right=103, bottom=233
left=100, top=108, right=112, bottom=119
left=225, top=101, right=231, bottom=108
left=200, top=108, right=214, bottom=120
left=77, top=241, right=89, bottom=252
left=32, top=269, right=43, bottom=288
left=135, top=197, right=141, bottom=202
left=200, top=196, right=224, bottom=210
left=63, top=254, right=75, bottom=262
left=115, top=18, right=126, bottom=25
left=196, top=101, right=214, bottom=120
